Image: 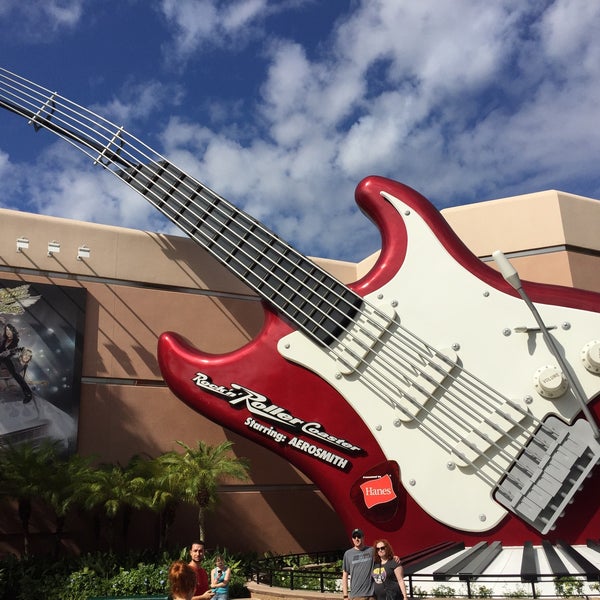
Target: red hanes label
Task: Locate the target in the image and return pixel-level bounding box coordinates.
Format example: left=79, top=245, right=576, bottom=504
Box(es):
left=360, top=474, right=397, bottom=508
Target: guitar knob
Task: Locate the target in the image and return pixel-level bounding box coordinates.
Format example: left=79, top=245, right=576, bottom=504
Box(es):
left=533, top=365, right=568, bottom=398
left=581, top=340, right=600, bottom=374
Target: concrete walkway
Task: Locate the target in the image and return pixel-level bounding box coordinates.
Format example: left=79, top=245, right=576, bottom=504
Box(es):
left=246, top=581, right=340, bottom=600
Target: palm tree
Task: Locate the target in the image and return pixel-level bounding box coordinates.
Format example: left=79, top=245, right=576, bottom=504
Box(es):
left=156, top=440, right=250, bottom=540
left=0, top=439, right=63, bottom=556
left=78, top=459, right=152, bottom=550
left=143, top=455, right=179, bottom=550
left=41, top=451, right=96, bottom=555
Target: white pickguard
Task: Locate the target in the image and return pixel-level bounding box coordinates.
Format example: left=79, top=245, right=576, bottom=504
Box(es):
left=277, top=190, right=600, bottom=532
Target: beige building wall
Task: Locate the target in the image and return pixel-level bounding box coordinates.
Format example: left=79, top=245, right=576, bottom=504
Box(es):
left=440, top=190, right=600, bottom=292
left=1, top=188, right=599, bottom=555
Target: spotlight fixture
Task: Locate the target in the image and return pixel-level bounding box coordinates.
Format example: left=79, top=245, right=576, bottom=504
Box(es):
left=77, top=245, right=91, bottom=261
left=16, top=237, right=29, bottom=252
left=47, top=241, right=60, bottom=257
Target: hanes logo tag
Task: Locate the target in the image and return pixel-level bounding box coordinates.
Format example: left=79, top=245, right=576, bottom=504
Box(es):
left=360, top=474, right=397, bottom=508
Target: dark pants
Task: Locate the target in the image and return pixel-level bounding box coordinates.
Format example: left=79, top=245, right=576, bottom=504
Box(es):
left=0, top=358, right=32, bottom=400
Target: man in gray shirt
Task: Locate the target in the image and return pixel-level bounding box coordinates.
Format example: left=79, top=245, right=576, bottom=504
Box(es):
left=342, top=528, right=374, bottom=600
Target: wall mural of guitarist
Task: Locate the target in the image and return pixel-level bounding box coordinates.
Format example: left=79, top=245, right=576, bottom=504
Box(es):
left=0, top=279, right=86, bottom=452
left=2, top=67, right=600, bottom=554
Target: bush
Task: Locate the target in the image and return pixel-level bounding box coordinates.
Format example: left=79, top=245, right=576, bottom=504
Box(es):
left=554, top=575, right=584, bottom=597
left=471, top=585, right=493, bottom=598
left=431, top=584, right=455, bottom=597
left=0, top=548, right=251, bottom=600
left=108, top=563, right=169, bottom=596
left=62, top=567, right=111, bottom=600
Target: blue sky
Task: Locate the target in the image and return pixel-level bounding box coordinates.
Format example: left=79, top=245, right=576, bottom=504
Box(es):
left=1, top=0, right=600, bottom=262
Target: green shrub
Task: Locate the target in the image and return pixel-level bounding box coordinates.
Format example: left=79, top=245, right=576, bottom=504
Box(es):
left=431, top=584, right=456, bottom=597
left=108, top=563, right=169, bottom=596
left=554, top=575, right=584, bottom=597
left=62, top=567, right=111, bottom=600
left=0, top=548, right=251, bottom=600
left=411, top=585, right=428, bottom=597
left=503, top=585, right=538, bottom=598
left=471, top=585, right=493, bottom=598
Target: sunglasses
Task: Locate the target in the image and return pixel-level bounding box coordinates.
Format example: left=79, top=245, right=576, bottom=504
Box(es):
left=376, top=546, right=386, bottom=551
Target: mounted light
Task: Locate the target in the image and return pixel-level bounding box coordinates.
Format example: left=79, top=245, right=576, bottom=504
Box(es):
left=16, top=237, right=29, bottom=252
left=77, top=245, right=90, bottom=261
left=47, top=241, right=60, bottom=257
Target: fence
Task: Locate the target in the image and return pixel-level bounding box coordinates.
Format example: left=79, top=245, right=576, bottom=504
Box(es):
left=249, top=549, right=343, bottom=593
left=248, top=551, right=600, bottom=598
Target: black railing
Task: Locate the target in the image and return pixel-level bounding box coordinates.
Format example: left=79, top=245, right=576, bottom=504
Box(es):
left=249, top=549, right=343, bottom=592
left=248, top=551, right=600, bottom=598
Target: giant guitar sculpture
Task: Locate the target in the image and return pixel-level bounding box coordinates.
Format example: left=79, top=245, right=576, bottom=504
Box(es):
left=2, top=67, right=600, bottom=554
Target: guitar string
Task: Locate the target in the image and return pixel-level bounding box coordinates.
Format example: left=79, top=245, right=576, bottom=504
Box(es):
left=0, top=69, right=559, bottom=492
left=336, top=332, right=529, bottom=484
left=368, top=315, right=533, bottom=447
left=361, top=331, right=534, bottom=473
left=328, top=308, right=525, bottom=477
left=332, top=298, right=537, bottom=473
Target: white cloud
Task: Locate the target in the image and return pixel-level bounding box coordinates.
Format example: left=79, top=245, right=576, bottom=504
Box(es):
left=0, top=0, right=85, bottom=38
left=159, top=0, right=274, bottom=61
left=261, top=42, right=314, bottom=127
left=91, top=80, right=181, bottom=126
left=158, top=0, right=313, bottom=62
left=540, top=0, right=600, bottom=69
left=222, top=0, right=268, bottom=31
left=160, top=0, right=219, bottom=58
left=0, top=150, right=22, bottom=203
left=0, top=149, right=9, bottom=173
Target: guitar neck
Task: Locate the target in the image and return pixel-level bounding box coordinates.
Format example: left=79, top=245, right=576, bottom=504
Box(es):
left=0, top=67, right=363, bottom=347
left=118, top=161, right=363, bottom=346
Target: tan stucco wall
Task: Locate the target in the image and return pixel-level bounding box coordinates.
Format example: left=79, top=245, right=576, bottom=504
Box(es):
left=441, top=189, right=600, bottom=292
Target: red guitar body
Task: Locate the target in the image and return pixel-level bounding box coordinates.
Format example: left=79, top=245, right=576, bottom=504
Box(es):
left=158, top=176, right=600, bottom=554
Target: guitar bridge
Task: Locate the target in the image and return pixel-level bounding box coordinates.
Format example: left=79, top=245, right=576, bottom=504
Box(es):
left=493, top=416, right=600, bottom=534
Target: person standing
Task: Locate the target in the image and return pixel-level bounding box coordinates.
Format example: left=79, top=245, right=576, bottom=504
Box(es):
left=342, top=528, right=375, bottom=600
left=169, top=560, right=197, bottom=600
left=371, top=539, right=407, bottom=600
left=0, top=323, right=33, bottom=403
left=188, top=541, right=215, bottom=600
left=210, top=555, right=231, bottom=600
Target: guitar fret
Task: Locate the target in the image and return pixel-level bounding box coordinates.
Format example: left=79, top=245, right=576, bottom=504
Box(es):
left=119, top=159, right=363, bottom=347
